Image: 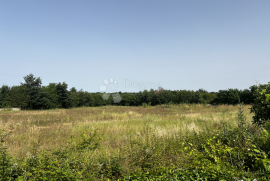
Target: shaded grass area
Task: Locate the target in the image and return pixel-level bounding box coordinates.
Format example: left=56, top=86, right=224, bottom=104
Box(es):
left=1, top=104, right=269, bottom=180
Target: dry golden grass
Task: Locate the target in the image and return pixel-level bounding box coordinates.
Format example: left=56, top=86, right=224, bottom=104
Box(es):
left=0, top=104, right=253, bottom=159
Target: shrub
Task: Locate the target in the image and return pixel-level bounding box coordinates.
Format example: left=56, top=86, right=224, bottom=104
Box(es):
left=0, top=129, right=19, bottom=180
left=250, top=83, right=270, bottom=126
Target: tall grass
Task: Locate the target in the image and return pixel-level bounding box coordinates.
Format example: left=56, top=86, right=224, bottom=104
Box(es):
left=1, top=104, right=250, bottom=159
left=1, top=104, right=269, bottom=180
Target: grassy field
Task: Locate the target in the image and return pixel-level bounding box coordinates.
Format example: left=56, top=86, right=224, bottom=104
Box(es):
left=3, top=104, right=269, bottom=180
left=1, top=104, right=252, bottom=159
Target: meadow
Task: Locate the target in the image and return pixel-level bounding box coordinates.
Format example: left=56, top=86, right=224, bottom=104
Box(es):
left=1, top=104, right=249, bottom=159
left=0, top=104, right=269, bottom=180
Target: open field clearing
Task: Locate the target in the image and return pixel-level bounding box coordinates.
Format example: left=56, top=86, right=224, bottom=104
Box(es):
left=2, top=104, right=270, bottom=180
left=0, top=104, right=252, bottom=159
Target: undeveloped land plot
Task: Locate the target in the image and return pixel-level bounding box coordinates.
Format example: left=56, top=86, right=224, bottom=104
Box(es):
left=0, top=104, right=253, bottom=159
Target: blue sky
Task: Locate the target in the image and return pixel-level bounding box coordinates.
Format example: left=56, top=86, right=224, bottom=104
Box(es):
left=0, top=0, right=270, bottom=92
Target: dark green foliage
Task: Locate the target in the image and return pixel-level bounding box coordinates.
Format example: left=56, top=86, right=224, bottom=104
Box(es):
left=20, top=73, right=42, bottom=109
left=253, top=122, right=270, bottom=160
left=0, top=73, right=260, bottom=110
left=240, top=89, right=254, bottom=104
left=200, top=92, right=217, bottom=104
left=55, top=82, right=71, bottom=108
left=176, top=90, right=195, bottom=103
left=212, top=88, right=255, bottom=105
left=97, top=156, right=124, bottom=180
left=250, top=83, right=270, bottom=126
left=123, top=168, right=242, bottom=180
left=0, top=85, right=10, bottom=108
left=1, top=85, right=30, bottom=109
left=213, top=89, right=239, bottom=105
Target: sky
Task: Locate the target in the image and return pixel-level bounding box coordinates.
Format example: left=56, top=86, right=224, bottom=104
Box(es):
left=0, top=0, right=270, bottom=93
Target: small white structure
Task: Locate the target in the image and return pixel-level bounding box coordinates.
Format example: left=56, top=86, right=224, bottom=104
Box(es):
left=0, top=108, right=21, bottom=111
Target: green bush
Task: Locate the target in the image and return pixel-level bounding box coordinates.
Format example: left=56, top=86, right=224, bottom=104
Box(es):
left=250, top=83, right=270, bottom=126
left=97, top=156, right=124, bottom=180
left=0, top=130, right=20, bottom=180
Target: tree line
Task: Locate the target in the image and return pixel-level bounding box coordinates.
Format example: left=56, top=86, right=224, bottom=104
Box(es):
left=0, top=74, right=259, bottom=110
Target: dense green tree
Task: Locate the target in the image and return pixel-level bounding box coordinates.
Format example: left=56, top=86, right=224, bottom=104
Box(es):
left=46, top=83, right=60, bottom=108
left=142, top=90, right=150, bottom=104
left=0, top=85, right=10, bottom=108
left=239, top=89, right=254, bottom=104
left=176, top=90, right=194, bottom=103
left=77, top=90, right=95, bottom=107
left=21, top=73, right=42, bottom=89
left=120, top=93, right=138, bottom=106
left=158, top=90, right=173, bottom=104
left=193, top=91, right=201, bottom=103
left=148, top=89, right=157, bottom=105
left=70, top=87, right=77, bottom=93
left=119, top=93, right=130, bottom=106
left=20, top=73, right=42, bottom=109
left=197, top=89, right=208, bottom=94
left=33, top=86, right=59, bottom=109
left=213, top=89, right=239, bottom=105
left=3, top=85, right=30, bottom=109
left=200, top=92, right=217, bottom=104
left=92, top=93, right=105, bottom=107
left=70, top=87, right=79, bottom=107
left=55, top=82, right=71, bottom=108
left=0, top=73, right=261, bottom=110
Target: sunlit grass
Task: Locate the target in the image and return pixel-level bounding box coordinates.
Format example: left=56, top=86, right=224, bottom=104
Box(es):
left=0, top=104, right=253, bottom=160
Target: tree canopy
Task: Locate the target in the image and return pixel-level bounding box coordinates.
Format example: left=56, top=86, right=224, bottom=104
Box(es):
left=0, top=73, right=260, bottom=110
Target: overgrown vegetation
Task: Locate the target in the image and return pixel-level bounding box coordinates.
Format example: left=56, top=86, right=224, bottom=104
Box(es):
left=0, top=74, right=257, bottom=110
left=0, top=100, right=269, bottom=180
left=1, top=77, right=270, bottom=180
